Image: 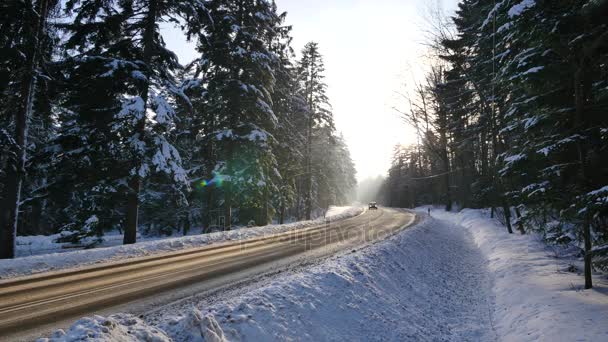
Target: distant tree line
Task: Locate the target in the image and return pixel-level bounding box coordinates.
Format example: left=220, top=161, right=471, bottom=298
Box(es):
left=379, top=0, right=608, bottom=288
left=0, top=0, right=356, bottom=258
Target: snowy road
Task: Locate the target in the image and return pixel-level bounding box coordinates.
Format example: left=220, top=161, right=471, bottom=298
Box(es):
left=9, top=209, right=602, bottom=341
left=142, top=214, right=497, bottom=341
left=0, top=208, right=415, bottom=341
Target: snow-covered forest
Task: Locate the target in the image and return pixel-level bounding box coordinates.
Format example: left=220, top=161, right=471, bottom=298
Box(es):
left=0, top=0, right=357, bottom=259
left=378, top=0, right=608, bottom=289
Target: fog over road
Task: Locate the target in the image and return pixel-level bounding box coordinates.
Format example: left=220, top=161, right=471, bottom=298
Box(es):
left=0, top=208, right=415, bottom=341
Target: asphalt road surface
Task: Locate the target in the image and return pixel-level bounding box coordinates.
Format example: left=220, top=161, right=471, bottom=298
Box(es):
left=0, top=208, right=416, bottom=341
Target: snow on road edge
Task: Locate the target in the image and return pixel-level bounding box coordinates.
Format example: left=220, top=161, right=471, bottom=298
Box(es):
left=1, top=206, right=363, bottom=279
left=39, top=212, right=496, bottom=342
left=34, top=208, right=608, bottom=341
left=419, top=207, right=608, bottom=342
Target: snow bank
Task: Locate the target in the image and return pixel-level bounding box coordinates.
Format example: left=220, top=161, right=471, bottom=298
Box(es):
left=37, top=314, right=171, bottom=342
left=36, top=208, right=608, bottom=341
left=41, top=213, right=494, bottom=341
left=1, top=206, right=363, bottom=279
left=420, top=207, right=608, bottom=342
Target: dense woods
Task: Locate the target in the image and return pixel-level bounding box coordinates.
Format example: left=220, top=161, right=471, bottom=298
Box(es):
left=0, top=0, right=356, bottom=258
left=378, top=0, right=608, bottom=288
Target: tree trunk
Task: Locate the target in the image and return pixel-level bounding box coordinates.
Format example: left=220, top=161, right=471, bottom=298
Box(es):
left=575, top=64, right=592, bottom=289
left=0, top=0, right=50, bottom=259
left=304, top=105, right=313, bottom=220
left=124, top=0, right=158, bottom=244
left=183, top=216, right=191, bottom=236
left=583, top=219, right=593, bottom=289
left=202, top=188, right=212, bottom=233
left=443, top=166, right=452, bottom=211
left=279, top=200, right=285, bottom=224
left=440, top=126, right=452, bottom=212
left=501, top=199, right=514, bottom=234
left=124, top=182, right=140, bottom=244
left=225, top=184, right=232, bottom=230
left=295, top=181, right=302, bottom=221
left=514, top=206, right=526, bottom=234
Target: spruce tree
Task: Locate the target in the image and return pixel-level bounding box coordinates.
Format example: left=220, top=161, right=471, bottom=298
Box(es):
left=194, top=0, right=283, bottom=228
left=52, top=0, right=209, bottom=243
left=0, top=0, right=55, bottom=259
left=298, top=42, right=334, bottom=220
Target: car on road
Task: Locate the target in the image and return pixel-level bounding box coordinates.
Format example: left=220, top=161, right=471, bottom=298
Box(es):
left=368, top=202, right=378, bottom=210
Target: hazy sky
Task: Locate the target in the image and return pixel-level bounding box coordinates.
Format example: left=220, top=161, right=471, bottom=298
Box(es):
left=274, top=0, right=459, bottom=182
left=164, top=0, right=460, bottom=182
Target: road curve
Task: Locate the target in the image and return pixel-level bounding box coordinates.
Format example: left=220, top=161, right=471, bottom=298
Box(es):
left=0, top=208, right=415, bottom=340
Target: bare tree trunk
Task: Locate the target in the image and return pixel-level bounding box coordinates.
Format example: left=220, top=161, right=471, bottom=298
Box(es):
left=124, top=0, right=158, bottom=244
left=0, top=0, right=50, bottom=259
left=438, top=109, right=452, bottom=211
left=442, top=153, right=452, bottom=211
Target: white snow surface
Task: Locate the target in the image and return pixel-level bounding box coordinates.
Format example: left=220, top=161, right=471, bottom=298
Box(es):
left=37, top=314, right=172, bottom=342
left=41, top=211, right=495, bottom=341
left=422, top=207, right=608, bottom=342
left=508, top=0, right=536, bottom=18
left=38, top=208, right=608, bottom=341
left=1, top=206, right=363, bottom=279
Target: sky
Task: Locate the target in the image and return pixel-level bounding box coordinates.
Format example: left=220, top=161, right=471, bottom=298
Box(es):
left=274, top=0, right=459, bottom=182
left=163, top=0, right=460, bottom=182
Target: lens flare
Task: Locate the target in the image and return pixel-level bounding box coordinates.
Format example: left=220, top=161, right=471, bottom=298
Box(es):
left=199, top=174, right=225, bottom=188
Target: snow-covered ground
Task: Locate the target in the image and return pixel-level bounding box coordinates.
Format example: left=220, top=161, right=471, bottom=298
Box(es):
left=38, top=208, right=608, bottom=341
left=1, top=206, right=363, bottom=279
left=422, top=207, right=608, bottom=342
left=40, top=212, right=493, bottom=341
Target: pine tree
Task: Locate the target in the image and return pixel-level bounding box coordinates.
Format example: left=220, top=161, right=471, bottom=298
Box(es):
left=382, top=0, right=608, bottom=289
left=298, top=42, right=334, bottom=220
left=267, top=11, right=307, bottom=224
left=194, top=0, right=284, bottom=228
left=50, top=0, right=209, bottom=244
left=0, top=0, right=55, bottom=259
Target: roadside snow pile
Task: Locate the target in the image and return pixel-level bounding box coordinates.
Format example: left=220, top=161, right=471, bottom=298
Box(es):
left=1, top=206, right=363, bottom=279
left=160, top=309, right=228, bottom=342
left=160, top=216, right=493, bottom=341
left=419, top=207, right=608, bottom=342
left=36, top=208, right=608, bottom=341
left=37, top=314, right=172, bottom=342
left=42, top=214, right=495, bottom=341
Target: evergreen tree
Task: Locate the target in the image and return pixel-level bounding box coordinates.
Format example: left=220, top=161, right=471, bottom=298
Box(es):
left=0, top=0, right=360, bottom=254
left=194, top=0, right=284, bottom=228
left=49, top=0, right=209, bottom=243
left=0, top=0, right=56, bottom=259
left=298, top=42, right=334, bottom=220
left=381, top=0, right=608, bottom=288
